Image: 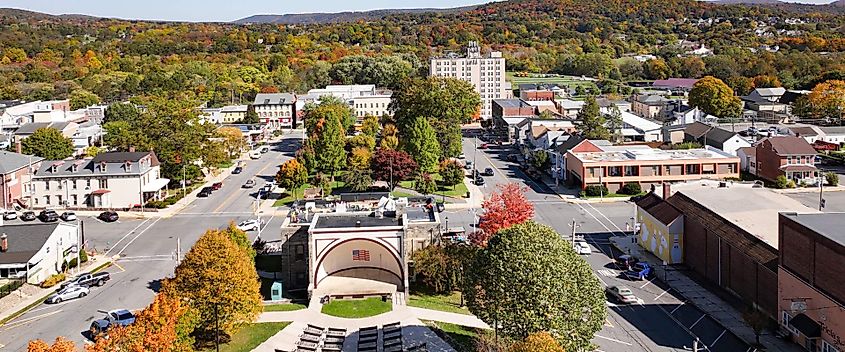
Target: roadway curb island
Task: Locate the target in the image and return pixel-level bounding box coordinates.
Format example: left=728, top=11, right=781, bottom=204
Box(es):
left=0, top=255, right=112, bottom=326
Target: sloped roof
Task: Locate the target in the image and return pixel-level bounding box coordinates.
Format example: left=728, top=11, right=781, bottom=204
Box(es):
left=754, top=87, right=786, bottom=97
left=653, top=78, right=699, bottom=89
left=0, top=151, right=42, bottom=175
left=14, top=122, right=74, bottom=135
left=789, top=126, right=820, bottom=138
left=764, top=136, right=817, bottom=155
left=0, top=223, right=61, bottom=264
left=684, top=122, right=739, bottom=144
left=253, top=93, right=295, bottom=105
left=683, top=122, right=714, bottom=139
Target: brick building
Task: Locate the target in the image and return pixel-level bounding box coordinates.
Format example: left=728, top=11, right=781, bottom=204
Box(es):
left=748, top=136, right=818, bottom=183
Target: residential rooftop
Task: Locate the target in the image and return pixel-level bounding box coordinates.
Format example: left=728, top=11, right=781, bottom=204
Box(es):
left=782, top=212, right=845, bottom=248
left=677, top=187, right=819, bottom=249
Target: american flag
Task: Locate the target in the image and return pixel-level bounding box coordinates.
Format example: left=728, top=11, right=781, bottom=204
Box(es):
left=352, top=249, right=370, bottom=261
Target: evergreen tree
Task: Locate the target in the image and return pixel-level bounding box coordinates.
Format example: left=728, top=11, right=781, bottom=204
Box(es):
left=576, top=96, right=610, bottom=140
left=607, top=103, right=624, bottom=143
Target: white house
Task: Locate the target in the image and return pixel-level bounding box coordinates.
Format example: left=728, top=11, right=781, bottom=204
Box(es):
left=556, top=99, right=585, bottom=119
left=252, top=93, right=296, bottom=130
left=617, top=111, right=663, bottom=142
left=0, top=222, right=80, bottom=284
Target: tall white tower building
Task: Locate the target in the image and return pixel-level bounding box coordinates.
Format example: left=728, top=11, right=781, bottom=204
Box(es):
left=429, top=41, right=508, bottom=120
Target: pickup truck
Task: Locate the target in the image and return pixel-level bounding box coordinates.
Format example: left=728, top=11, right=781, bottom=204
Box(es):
left=90, top=309, right=136, bottom=336
left=60, top=272, right=110, bottom=289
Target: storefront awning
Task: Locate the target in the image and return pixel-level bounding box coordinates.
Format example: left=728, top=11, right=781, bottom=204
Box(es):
left=790, top=313, right=821, bottom=338
left=142, top=178, right=170, bottom=193
left=780, top=165, right=817, bottom=173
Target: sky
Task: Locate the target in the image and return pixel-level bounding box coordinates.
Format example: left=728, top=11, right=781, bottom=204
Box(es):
left=1, top=0, right=488, bottom=22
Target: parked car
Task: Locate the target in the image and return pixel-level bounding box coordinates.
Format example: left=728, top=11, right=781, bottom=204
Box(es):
left=46, top=285, right=89, bottom=304
left=212, top=182, right=223, bottom=191
left=260, top=146, right=270, bottom=153
left=98, top=211, right=119, bottom=223
left=606, top=286, right=638, bottom=304
left=60, top=211, right=77, bottom=221
left=232, top=166, right=243, bottom=174
left=615, top=254, right=639, bottom=270
left=237, top=219, right=262, bottom=232
left=623, top=262, right=655, bottom=281
left=20, top=211, right=36, bottom=221
left=242, top=179, right=256, bottom=189
left=474, top=175, right=485, bottom=186
left=458, top=153, right=466, bottom=159
left=197, top=187, right=213, bottom=198
left=60, top=272, right=111, bottom=289
left=573, top=240, right=591, bottom=255
left=478, top=143, right=489, bottom=150
left=3, top=210, right=17, bottom=220
left=90, top=309, right=136, bottom=336
left=482, top=167, right=494, bottom=176
left=249, top=150, right=261, bottom=159
left=39, top=209, right=59, bottom=222
left=464, top=161, right=474, bottom=170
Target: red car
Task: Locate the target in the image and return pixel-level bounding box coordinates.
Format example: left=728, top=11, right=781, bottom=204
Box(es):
left=212, top=182, right=223, bottom=190
left=478, top=143, right=489, bottom=149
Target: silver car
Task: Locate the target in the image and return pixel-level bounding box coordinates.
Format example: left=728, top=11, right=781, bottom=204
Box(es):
left=46, top=285, right=89, bottom=304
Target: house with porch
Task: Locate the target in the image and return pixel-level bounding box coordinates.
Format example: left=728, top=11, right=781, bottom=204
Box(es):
left=30, top=152, right=169, bottom=209
left=745, top=136, right=818, bottom=184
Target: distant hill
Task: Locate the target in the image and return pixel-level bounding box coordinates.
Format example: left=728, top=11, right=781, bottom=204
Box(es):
left=712, top=0, right=783, bottom=4
left=233, top=5, right=479, bottom=25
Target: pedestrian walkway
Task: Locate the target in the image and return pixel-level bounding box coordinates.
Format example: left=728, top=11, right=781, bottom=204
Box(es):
left=253, top=303, right=470, bottom=352
left=609, top=236, right=803, bottom=352
left=0, top=254, right=111, bottom=325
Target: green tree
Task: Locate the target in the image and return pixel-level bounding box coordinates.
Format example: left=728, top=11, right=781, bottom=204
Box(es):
left=410, top=244, right=467, bottom=293
left=826, top=172, right=839, bottom=186
left=165, top=229, right=261, bottom=343
left=104, top=102, right=141, bottom=124
left=403, top=116, right=439, bottom=173
left=83, top=146, right=102, bottom=158
left=576, top=96, right=610, bottom=140
left=361, top=115, right=380, bottom=137
left=439, top=160, right=464, bottom=190
left=295, top=141, right=317, bottom=173
left=276, top=159, right=308, bottom=199
left=532, top=150, right=550, bottom=170
left=509, top=332, right=565, bottom=352
left=465, top=221, right=606, bottom=350
left=314, top=116, right=346, bottom=181
left=68, top=89, right=100, bottom=110
left=343, top=169, right=373, bottom=192
left=241, top=108, right=260, bottom=124
left=21, top=128, right=74, bottom=160
left=415, top=173, right=437, bottom=195
left=607, top=103, right=623, bottom=143
left=392, top=77, right=480, bottom=158
left=689, top=76, right=742, bottom=120
left=347, top=134, right=376, bottom=151
left=103, top=121, right=143, bottom=152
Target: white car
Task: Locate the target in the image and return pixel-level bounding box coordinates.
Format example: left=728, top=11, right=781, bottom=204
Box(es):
left=249, top=150, right=261, bottom=159
left=574, top=241, right=591, bottom=255
left=237, top=219, right=262, bottom=232
left=46, top=285, right=89, bottom=304
left=3, top=210, right=16, bottom=220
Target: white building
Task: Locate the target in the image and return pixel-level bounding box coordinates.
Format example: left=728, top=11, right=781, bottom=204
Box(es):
left=616, top=111, right=663, bottom=142
left=429, top=41, right=507, bottom=120
left=252, top=93, right=296, bottom=130
left=306, top=85, right=393, bottom=121
left=0, top=222, right=80, bottom=284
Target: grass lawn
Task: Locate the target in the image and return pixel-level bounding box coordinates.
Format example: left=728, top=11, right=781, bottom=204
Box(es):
left=398, top=175, right=468, bottom=199
left=263, top=303, right=307, bottom=312
left=390, top=190, right=418, bottom=198
left=506, top=72, right=599, bottom=90
left=408, top=287, right=469, bottom=315
left=581, top=192, right=643, bottom=199
left=422, top=320, right=480, bottom=352
left=217, top=322, right=290, bottom=352
left=321, top=297, right=392, bottom=318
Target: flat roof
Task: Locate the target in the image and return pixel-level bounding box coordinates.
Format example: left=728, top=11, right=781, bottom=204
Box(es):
left=678, top=187, right=818, bottom=248
left=782, top=213, right=845, bottom=248
left=573, top=146, right=736, bottom=163
left=313, top=213, right=400, bottom=229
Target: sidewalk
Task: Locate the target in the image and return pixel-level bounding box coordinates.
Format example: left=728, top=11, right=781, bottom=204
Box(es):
left=0, top=254, right=112, bottom=324
left=609, top=236, right=802, bottom=352
left=443, top=180, right=483, bottom=210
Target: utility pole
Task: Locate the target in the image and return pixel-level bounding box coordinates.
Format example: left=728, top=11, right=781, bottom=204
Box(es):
left=819, top=175, right=825, bottom=211
left=473, top=136, right=478, bottom=181
left=570, top=219, right=579, bottom=243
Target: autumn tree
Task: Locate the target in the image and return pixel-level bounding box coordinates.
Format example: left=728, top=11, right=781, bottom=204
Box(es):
left=576, top=96, right=609, bottom=140
left=402, top=116, right=440, bottom=173
left=465, top=222, right=606, bottom=350
left=276, top=159, right=308, bottom=199
left=644, top=58, right=671, bottom=80
left=22, top=128, right=74, bottom=160
left=165, top=229, right=262, bottom=343
left=411, top=243, right=474, bottom=294
left=345, top=147, right=374, bottom=192
left=439, top=160, right=464, bottom=190
left=380, top=124, right=400, bottom=150
left=807, top=80, right=845, bottom=122
left=68, top=89, right=100, bottom=110
left=752, top=75, right=782, bottom=88
left=372, top=149, right=418, bottom=187
left=295, top=141, right=317, bottom=173
left=509, top=332, right=565, bottom=352
left=471, top=183, right=534, bottom=247
left=689, top=76, right=742, bottom=120
left=347, top=134, right=376, bottom=151
left=361, top=115, right=380, bottom=137
left=27, top=337, right=76, bottom=352
left=348, top=147, right=372, bottom=170
left=217, top=126, right=247, bottom=158
left=415, top=172, right=437, bottom=195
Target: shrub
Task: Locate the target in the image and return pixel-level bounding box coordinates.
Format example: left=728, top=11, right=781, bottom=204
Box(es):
left=619, top=182, right=642, bottom=195
left=826, top=172, right=840, bottom=186
left=145, top=200, right=168, bottom=209
left=40, top=273, right=66, bottom=288
left=775, top=175, right=791, bottom=189
left=584, top=185, right=608, bottom=197
left=67, top=250, right=89, bottom=270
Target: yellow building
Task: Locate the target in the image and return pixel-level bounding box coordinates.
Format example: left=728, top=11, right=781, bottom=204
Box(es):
left=635, top=193, right=684, bottom=264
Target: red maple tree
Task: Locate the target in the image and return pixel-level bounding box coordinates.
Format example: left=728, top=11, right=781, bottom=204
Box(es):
left=470, top=183, right=534, bottom=247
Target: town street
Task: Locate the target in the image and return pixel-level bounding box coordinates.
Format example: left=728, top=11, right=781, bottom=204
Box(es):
left=443, top=130, right=750, bottom=352
left=0, top=131, right=302, bottom=350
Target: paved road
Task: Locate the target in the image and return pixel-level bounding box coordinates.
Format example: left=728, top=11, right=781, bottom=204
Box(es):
left=0, top=131, right=302, bottom=350
left=445, top=129, right=749, bottom=352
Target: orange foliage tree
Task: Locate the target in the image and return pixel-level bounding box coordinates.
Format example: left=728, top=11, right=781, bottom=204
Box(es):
left=470, top=183, right=534, bottom=247
left=509, top=332, right=565, bottom=352
left=27, top=337, right=77, bottom=352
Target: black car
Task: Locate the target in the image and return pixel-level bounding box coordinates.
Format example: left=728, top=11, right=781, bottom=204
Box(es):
left=482, top=167, right=494, bottom=176
left=197, top=187, right=213, bottom=198
left=20, top=211, right=36, bottom=221
left=615, top=254, right=639, bottom=270
left=38, top=210, right=59, bottom=222
left=98, top=211, right=119, bottom=223
left=232, top=167, right=243, bottom=174
left=474, top=176, right=485, bottom=186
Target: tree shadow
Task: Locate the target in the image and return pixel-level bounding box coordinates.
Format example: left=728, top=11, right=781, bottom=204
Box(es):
left=147, top=279, right=162, bottom=293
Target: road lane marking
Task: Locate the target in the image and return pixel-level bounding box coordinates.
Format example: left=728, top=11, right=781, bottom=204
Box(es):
left=112, top=261, right=126, bottom=272
left=711, top=329, right=727, bottom=347
left=689, top=314, right=707, bottom=329
left=670, top=303, right=684, bottom=314
left=594, top=334, right=633, bottom=346
left=654, top=290, right=668, bottom=301
left=587, top=203, right=627, bottom=234
left=102, top=219, right=152, bottom=257
left=116, top=217, right=162, bottom=256
left=597, top=269, right=616, bottom=277
left=639, top=278, right=654, bottom=288
left=2, top=310, right=62, bottom=331
left=604, top=319, right=614, bottom=328
left=214, top=158, right=280, bottom=213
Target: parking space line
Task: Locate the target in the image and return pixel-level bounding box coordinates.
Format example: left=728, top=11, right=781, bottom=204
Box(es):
left=711, top=329, right=727, bottom=347
left=654, top=289, right=669, bottom=301
left=116, top=218, right=162, bottom=256
left=689, top=314, right=707, bottom=329
left=594, top=334, right=633, bottom=346
left=670, top=303, right=684, bottom=314
left=112, top=261, right=125, bottom=272
left=639, top=278, right=654, bottom=289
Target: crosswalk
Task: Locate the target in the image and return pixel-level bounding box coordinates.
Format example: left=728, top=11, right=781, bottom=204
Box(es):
left=597, top=269, right=617, bottom=277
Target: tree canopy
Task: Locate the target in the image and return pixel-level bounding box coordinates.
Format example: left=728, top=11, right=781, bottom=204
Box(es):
left=402, top=116, right=440, bottom=173
left=689, top=76, right=743, bottom=120
left=471, top=183, right=535, bottom=247
left=576, top=96, right=610, bottom=140
left=21, top=128, right=74, bottom=160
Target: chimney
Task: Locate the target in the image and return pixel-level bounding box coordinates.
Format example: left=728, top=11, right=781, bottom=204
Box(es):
left=1, top=233, right=7, bottom=252
left=15, top=142, right=21, bottom=154
left=662, top=183, right=671, bottom=200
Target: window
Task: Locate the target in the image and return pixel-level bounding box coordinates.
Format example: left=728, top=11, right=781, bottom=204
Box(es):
left=100, top=179, right=109, bottom=188
left=57, top=195, right=62, bottom=206
left=71, top=195, right=77, bottom=206
left=72, top=180, right=77, bottom=190
left=782, top=311, right=798, bottom=334
left=823, top=341, right=841, bottom=352
left=45, top=181, right=50, bottom=191
left=651, top=166, right=660, bottom=176
left=624, top=166, right=639, bottom=177
left=608, top=166, right=622, bottom=177
left=294, top=244, right=304, bottom=262
left=44, top=196, right=50, bottom=205
left=86, top=179, right=91, bottom=188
